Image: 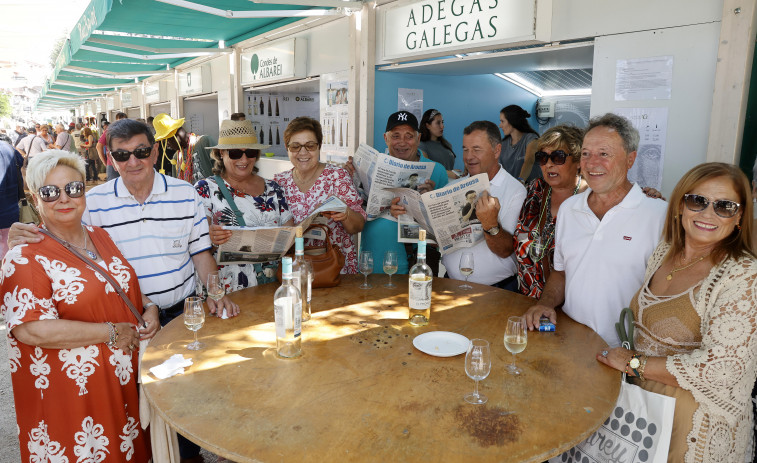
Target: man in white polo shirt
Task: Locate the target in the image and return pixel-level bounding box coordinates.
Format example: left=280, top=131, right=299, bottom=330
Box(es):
left=524, top=113, right=667, bottom=346
left=441, top=120, right=527, bottom=288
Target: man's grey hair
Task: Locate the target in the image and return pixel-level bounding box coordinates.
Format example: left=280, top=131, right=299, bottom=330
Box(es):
left=26, top=150, right=86, bottom=194
left=463, top=121, right=502, bottom=149
left=585, top=113, right=640, bottom=154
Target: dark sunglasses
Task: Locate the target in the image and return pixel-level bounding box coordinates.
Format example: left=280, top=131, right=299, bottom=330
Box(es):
left=38, top=181, right=85, bottom=202
left=683, top=194, right=741, bottom=218
left=535, top=150, right=570, bottom=166
left=111, top=146, right=153, bottom=163
left=227, top=149, right=258, bottom=160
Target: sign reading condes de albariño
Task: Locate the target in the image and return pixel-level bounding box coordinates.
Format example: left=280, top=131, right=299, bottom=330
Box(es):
left=240, top=38, right=307, bottom=86
left=382, top=0, right=535, bottom=60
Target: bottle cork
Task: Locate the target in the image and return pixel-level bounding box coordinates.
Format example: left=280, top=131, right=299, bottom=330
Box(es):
left=419, top=229, right=426, bottom=241
left=295, top=226, right=303, bottom=238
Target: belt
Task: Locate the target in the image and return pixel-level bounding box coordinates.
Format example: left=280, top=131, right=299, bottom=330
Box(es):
left=160, top=292, right=196, bottom=318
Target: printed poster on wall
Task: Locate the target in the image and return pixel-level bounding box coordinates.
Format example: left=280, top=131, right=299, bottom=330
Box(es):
left=320, top=70, right=350, bottom=164
left=615, top=56, right=673, bottom=101
left=614, top=107, right=669, bottom=190
left=244, top=90, right=319, bottom=158
left=398, top=88, right=423, bottom=123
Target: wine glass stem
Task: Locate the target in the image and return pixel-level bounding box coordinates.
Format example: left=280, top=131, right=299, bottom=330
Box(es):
left=388, top=274, right=392, bottom=285
left=364, top=274, right=368, bottom=286
left=511, top=353, right=516, bottom=369
left=473, top=379, right=480, bottom=398
left=465, top=275, right=469, bottom=285
left=193, top=330, right=199, bottom=345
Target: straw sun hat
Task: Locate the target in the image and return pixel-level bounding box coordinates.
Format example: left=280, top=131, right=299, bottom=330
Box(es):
left=209, top=119, right=270, bottom=150
left=153, top=113, right=185, bottom=141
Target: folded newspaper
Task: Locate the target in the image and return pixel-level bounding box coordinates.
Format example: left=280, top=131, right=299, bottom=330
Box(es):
left=387, top=173, right=490, bottom=255
left=215, top=196, right=348, bottom=265
left=352, top=143, right=437, bottom=220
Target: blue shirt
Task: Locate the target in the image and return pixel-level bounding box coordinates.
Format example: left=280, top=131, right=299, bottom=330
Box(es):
left=360, top=152, right=449, bottom=274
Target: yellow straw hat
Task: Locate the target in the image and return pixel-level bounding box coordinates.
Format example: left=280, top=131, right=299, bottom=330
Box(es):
left=153, top=113, right=185, bottom=141
left=209, top=119, right=270, bottom=150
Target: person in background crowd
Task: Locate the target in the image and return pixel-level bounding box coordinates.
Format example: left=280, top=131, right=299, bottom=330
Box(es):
left=275, top=116, right=366, bottom=274
left=11, top=125, right=25, bottom=146
left=152, top=113, right=190, bottom=177
left=419, top=108, right=458, bottom=176
left=146, top=116, right=156, bottom=135
left=438, top=121, right=527, bottom=289
left=72, top=123, right=83, bottom=157
left=0, top=137, right=23, bottom=259
left=230, top=112, right=246, bottom=121
left=52, top=123, right=72, bottom=151
left=1, top=150, right=157, bottom=462
left=79, top=127, right=99, bottom=182
left=7, top=119, right=239, bottom=463
left=524, top=113, right=668, bottom=346
left=196, top=119, right=294, bottom=293
left=17, top=127, right=47, bottom=160
left=513, top=125, right=587, bottom=298
left=499, top=105, right=540, bottom=183
left=348, top=111, right=448, bottom=275
left=597, top=162, right=757, bottom=462
left=38, top=124, right=54, bottom=147
left=98, top=113, right=127, bottom=181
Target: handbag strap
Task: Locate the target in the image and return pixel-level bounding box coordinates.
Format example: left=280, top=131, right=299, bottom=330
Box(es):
left=615, top=307, right=635, bottom=351
left=212, top=175, right=246, bottom=226
left=38, top=229, right=146, bottom=327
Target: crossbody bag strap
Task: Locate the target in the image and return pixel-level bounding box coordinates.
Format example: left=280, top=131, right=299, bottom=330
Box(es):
left=39, top=229, right=146, bottom=327
left=212, top=175, right=246, bottom=226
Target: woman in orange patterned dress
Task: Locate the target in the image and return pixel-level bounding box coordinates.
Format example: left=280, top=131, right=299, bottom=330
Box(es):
left=1, top=150, right=158, bottom=462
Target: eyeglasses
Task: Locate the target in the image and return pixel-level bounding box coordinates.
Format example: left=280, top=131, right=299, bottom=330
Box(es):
left=226, top=149, right=259, bottom=160
left=683, top=194, right=741, bottom=218
left=535, top=150, right=570, bottom=166
left=111, top=146, right=153, bottom=163
left=287, top=142, right=319, bottom=153
left=38, top=181, right=85, bottom=202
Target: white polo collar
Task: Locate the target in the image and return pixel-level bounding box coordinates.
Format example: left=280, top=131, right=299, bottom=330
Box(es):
left=113, top=169, right=167, bottom=199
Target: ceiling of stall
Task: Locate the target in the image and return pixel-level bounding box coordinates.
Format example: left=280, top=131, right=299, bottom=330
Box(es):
left=37, top=0, right=350, bottom=109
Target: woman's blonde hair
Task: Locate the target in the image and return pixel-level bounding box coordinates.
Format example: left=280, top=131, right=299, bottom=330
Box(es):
left=26, top=150, right=86, bottom=193
left=663, top=162, right=754, bottom=262
left=535, top=125, right=583, bottom=162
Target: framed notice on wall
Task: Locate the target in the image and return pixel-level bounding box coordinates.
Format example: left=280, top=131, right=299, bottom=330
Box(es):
left=320, top=70, right=350, bottom=164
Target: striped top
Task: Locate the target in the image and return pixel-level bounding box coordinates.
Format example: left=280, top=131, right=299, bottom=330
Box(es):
left=82, top=171, right=211, bottom=308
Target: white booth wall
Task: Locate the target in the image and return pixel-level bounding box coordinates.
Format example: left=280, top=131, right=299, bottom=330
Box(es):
left=183, top=95, right=220, bottom=141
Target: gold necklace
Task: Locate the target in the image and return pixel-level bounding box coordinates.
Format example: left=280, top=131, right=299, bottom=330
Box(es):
left=666, top=253, right=709, bottom=280
left=294, top=164, right=322, bottom=186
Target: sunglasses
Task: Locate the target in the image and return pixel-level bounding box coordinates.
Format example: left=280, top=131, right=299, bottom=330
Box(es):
left=287, top=142, right=319, bottom=153
left=38, top=181, right=85, bottom=202
left=683, top=194, right=741, bottom=218
left=227, top=149, right=258, bottom=160
left=111, top=146, right=153, bottom=163
left=535, top=150, right=570, bottom=166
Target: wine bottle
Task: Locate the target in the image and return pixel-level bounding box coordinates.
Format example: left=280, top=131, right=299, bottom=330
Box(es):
left=274, top=257, right=302, bottom=358
left=331, top=120, right=335, bottom=145
left=267, top=97, right=272, bottom=116
left=259, top=127, right=264, bottom=144
left=292, top=227, right=311, bottom=322
left=268, top=126, right=273, bottom=146
left=276, top=126, right=280, bottom=145
left=408, top=229, right=432, bottom=326
left=259, top=96, right=264, bottom=115
left=253, top=96, right=258, bottom=115
left=275, top=97, right=280, bottom=116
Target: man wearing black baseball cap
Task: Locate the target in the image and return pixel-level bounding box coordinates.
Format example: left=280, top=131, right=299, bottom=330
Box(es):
left=353, top=111, right=449, bottom=276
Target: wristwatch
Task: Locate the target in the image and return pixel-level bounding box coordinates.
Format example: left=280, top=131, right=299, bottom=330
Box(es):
left=484, top=225, right=500, bottom=236
left=627, top=353, right=646, bottom=381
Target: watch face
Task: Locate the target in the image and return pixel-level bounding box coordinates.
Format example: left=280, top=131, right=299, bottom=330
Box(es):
left=629, top=358, right=640, bottom=369
left=487, top=226, right=500, bottom=235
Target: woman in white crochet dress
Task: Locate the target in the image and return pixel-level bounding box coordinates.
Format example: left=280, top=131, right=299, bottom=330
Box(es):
left=596, top=162, right=757, bottom=462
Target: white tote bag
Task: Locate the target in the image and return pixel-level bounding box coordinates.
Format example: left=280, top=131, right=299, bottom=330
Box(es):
left=549, top=380, right=676, bottom=463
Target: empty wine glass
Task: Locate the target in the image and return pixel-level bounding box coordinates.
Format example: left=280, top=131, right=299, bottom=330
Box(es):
left=504, top=316, right=527, bottom=375
left=206, top=272, right=224, bottom=303
left=359, top=250, right=373, bottom=289
left=383, top=250, right=398, bottom=288
left=183, top=297, right=205, bottom=351
left=464, top=339, right=491, bottom=405
left=459, top=252, right=474, bottom=290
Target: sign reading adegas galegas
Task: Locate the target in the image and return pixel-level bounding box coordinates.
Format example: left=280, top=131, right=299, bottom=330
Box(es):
left=240, top=38, right=307, bottom=86
left=382, top=0, right=535, bottom=60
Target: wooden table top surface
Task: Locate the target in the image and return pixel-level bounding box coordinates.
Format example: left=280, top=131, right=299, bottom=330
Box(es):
left=141, top=275, right=620, bottom=462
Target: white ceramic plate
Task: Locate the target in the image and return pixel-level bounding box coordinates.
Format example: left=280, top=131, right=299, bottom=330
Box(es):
left=413, top=331, right=470, bottom=357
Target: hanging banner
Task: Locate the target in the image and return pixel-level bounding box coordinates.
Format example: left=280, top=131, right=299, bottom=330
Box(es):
left=320, top=71, right=350, bottom=164
left=240, top=38, right=307, bottom=86
left=382, top=0, right=535, bottom=60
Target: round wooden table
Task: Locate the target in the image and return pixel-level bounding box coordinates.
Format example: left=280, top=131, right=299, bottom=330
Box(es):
left=141, top=275, right=620, bottom=462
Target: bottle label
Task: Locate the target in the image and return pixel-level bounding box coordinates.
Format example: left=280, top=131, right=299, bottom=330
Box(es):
left=294, top=302, right=302, bottom=338
left=273, top=297, right=288, bottom=338
left=409, top=275, right=431, bottom=309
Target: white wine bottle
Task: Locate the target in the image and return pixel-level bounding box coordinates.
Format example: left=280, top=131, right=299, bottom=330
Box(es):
left=408, top=229, right=432, bottom=326
left=292, top=226, right=311, bottom=322
left=274, top=257, right=302, bottom=358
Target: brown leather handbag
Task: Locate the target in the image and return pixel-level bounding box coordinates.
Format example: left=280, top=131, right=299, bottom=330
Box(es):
left=276, top=223, right=345, bottom=288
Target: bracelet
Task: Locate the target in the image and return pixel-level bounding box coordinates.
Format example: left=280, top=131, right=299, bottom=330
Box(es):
left=105, top=322, right=118, bottom=347
left=144, top=302, right=158, bottom=310
left=637, top=354, right=648, bottom=382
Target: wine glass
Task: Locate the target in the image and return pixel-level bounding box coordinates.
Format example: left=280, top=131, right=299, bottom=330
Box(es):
left=459, top=252, right=474, bottom=290
left=464, top=339, right=491, bottom=405
left=206, top=272, right=224, bottom=303
left=359, top=250, right=373, bottom=289
left=383, top=250, right=398, bottom=288
left=183, top=297, right=205, bottom=350
left=504, top=316, right=527, bottom=375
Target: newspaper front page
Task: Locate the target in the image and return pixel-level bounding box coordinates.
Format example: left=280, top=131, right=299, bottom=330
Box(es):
left=387, top=174, right=490, bottom=255
left=215, top=196, right=348, bottom=264
left=352, top=143, right=437, bottom=220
